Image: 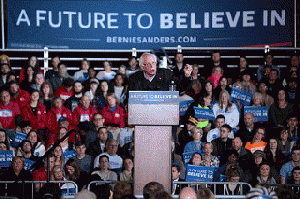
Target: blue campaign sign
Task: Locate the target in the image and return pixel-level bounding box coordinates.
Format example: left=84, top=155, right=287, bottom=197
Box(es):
left=24, top=158, right=35, bottom=171
left=61, top=187, right=76, bottom=196
left=6, top=0, right=294, bottom=49
left=194, top=107, right=215, bottom=121
left=12, top=132, right=27, bottom=147
left=244, top=106, right=268, bottom=122
left=179, top=100, right=194, bottom=116
left=0, top=150, right=14, bottom=167
left=185, top=165, right=215, bottom=182
left=63, top=150, right=77, bottom=162
left=230, top=87, right=253, bottom=106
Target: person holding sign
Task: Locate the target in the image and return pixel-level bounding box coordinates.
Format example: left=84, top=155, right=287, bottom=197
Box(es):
left=212, top=90, right=240, bottom=129
left=200, top=142, right=220, bottom=168
left=183, top=127, right=204, bottom=154
left=184, top=91, right=213, bottom=129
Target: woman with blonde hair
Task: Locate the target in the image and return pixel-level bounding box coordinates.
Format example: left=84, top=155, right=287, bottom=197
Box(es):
left=212, top=90, right=240, bottom=129
left=200, top=142, right=220, bottom=167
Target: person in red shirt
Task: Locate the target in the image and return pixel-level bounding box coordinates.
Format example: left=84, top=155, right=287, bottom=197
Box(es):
left=22, top=90, right=46, bottom=131
left=101, top=93, right=126, bottom=128
left=32, top=153, right=55, bottom=192
left=46, top=97, right=75, bottom=143
left=54, top=77, right=74, bottom=102
left=0, top=89, right=21, bottom=130
left=73, top=95, right=98, bottom=127
left=8, top=80, right=30, bottom=109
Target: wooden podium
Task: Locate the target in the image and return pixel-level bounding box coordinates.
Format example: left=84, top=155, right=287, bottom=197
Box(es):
left=128, top=91, right=179, bottom=195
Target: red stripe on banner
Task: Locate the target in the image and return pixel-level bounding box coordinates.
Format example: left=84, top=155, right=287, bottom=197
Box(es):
left=243, top=42, right=293, bottom=47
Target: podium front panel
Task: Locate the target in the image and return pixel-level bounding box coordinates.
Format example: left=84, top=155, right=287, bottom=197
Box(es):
left=128, top=91, right=179, bottom=126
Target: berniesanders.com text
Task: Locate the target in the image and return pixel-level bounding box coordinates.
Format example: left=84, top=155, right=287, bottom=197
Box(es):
left=106, top=36, right=196, bottom=44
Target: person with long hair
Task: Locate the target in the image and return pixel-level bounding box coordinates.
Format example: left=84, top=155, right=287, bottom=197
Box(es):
left=91, top=155, right=118, bottom=181
left=21, top=90, right=47, bottom=131
left=101, top=93, right=126, bottom=128
left=184, top=91, right=213, bottom=128
left=39, top=82, right=54, bottom=112
left=257, top=81, right=274, bottom=108
left=217, top=164, right=249, bottom=195
left=27, top=130, right=45, bottom=157
left=278, top=128, right=295, bottom=155
left=287, top=166, right=300, bottom=196
left=19, top=55, right=43, bottom=84
left=52, top=145, right=65, bottom=167
left=269, top=87, right=294, bottom=128
left=251, top=162, right=277, bottom=192
left=212, top=90, right=240, bottom=129
left=264, top=137, right=287, bottom=173
left=65, top=158, right=90, bottom=191
left=111, top=73, right=128, bottom=108
left=245, top=127, right=267, bottom=154
left=19, top=65, right=36, bottom=92
left=120, top=157, right=134, bottom=182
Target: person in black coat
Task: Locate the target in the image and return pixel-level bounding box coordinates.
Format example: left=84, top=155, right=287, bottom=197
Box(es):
left=128, top=53, right=192, bottom=92
left=0, top=156, right=33, bottom=199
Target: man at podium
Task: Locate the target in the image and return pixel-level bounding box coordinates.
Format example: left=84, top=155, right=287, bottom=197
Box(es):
left=128, top=53, right=192, bottom=91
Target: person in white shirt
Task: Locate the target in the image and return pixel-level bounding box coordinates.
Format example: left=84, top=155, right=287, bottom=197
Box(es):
left=96, top=61, right=116, bottom=82
left=206, top=114, right=234, bottom=142
left=94, top=139, right=123, bottom=170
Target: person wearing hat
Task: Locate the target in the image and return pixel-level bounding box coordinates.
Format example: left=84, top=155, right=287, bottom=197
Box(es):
left=244, top=150, right=266, bottom=182
left=54, top=77, right=75, bottom=102
left=84, top=78, right=99, bottom=102
left=176, top=116, right=197, bottom=155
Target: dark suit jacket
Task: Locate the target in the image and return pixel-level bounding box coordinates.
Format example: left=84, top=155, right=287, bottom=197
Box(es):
left=173, top=178, right=187, bottom=195
left=87, top=139, right=105, bottom=158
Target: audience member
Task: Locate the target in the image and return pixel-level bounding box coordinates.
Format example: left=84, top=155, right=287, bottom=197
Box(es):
left=245, top=126, right=267, bottom=154
left=30, top=72, right=45, bottom=92
left=91, top=154, right=118, bottom=181
left=54, top=77, right=75, bottom=102
left=97, top=61, right=116, bottom=81
left=200, top=142, right=220, bottom=167
left=171, top=164, right=186, bottom=195
left=73, top=95, right=98, bottom=127
left=74, top=59, right=90, bottom=82
left=143, top=181, right=165, bottom=199
left=178, top=187, right=197, bottom=199
left=65, top=158, right=90, bottom=191
left=236, top=113, right=257, bottom=144
left=212, top=124, right=233, bottom=157
left=120, top=157, right=134, bottom=182
left=280, top=146, right=300, bottom=184
left=183, top=127, right=203, bottom=154
left=64, top=80, right=85, bottom=112
left=206, top=114, right=234, bottom=142
left=39, top=82, right=54, bottom=112
left=45, top=56, right=61, bottom=80
left=74, top=141, right=93, bottom=173
left=8, top=80, right=30, bottom=108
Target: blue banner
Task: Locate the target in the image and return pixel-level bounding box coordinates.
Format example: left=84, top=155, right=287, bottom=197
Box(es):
left=12, top=132, right=27, bottom=147
left=24, top=158, right=35, bottom=171
left=179, top=100, right=194, bottom=116
left=230, top=87, right=253, bottom=106
left=63, top=150, right=77, bottom=162
left=194, top=107, right=215, bottom=121
left=61, top=187, right=76, bottom=196
left=244, top=106, right=268, bottom=122
left=6, top=0, right=294, bottom=49
left=129, top=91, right=179, bottom=104
left=0, top=150, right=14, bottom=167
left=185, top=165, right=215, bottom=182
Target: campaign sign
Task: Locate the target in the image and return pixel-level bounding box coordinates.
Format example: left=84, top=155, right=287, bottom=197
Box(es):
left=0, top=150, right=13, bottom=167
left=6, top=0, right=293, bottom=49
left=63, top=150, right=77, bottom=162
left=186, top=165, right=215, bottom=182
left=244, top=106, right=268, bottom=122
left=182, top=150, right=203, bottom=166
left=61, top=187, right=76, bottom=196
left=24, top=158, right=35, bottom=171
left=179, top=100, right=194, bottom=116
left=12, top=132, right=27, bottom=147
left=194, top=107, right=215, bottom=120
left=230, top=87, right=253, bottom=106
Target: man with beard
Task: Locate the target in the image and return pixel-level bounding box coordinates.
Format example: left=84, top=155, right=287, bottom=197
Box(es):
left=286, top=77, right=299, bottom=107
left=0, top=63, right=11, bottom=88
left=202, top=51, right=228, bottom=78
left=64, top=81, right=85, bottom=112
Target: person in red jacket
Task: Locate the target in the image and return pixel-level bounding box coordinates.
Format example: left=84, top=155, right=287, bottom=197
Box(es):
left=0, top=89, right=21, bottom=130
left=8, top=80, right=30, bottom=109
left=46, top=97, right=75, bottom=142
left=19, top=55, right=43, bottom=84
left=73, top=95, right=98, bottom=127
left=21, top=90, right=46, bottom=131
left=101, top=93, right=126, bottom=128
left=54, top=77, right=74, bottom=102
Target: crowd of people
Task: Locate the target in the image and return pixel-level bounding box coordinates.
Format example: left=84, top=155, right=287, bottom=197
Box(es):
left=0, top=51, right=300, bottom=198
